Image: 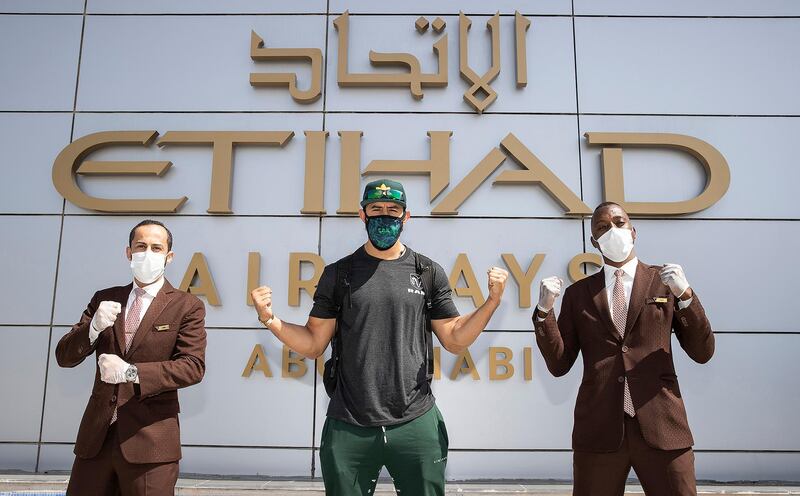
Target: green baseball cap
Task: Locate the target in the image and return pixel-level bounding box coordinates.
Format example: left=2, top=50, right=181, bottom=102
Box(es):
left=360, top=179, right=407, bottom=209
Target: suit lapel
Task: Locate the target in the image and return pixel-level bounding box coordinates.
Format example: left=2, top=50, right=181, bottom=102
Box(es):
left=588, top=270, right=621, bottom=342
left=114, top=284, right=133, bottom=353
left=124, top=280, right=175, bottom=359
left=625, top=262, right=655, bottom=336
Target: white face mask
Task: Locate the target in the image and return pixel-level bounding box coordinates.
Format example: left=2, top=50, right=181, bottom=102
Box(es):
left=595, top=226, right=634, bottom=263
left=130, top=250, right=167, bottom=284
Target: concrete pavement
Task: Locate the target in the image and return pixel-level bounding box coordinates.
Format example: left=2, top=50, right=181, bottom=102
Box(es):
left=1, top=474, right=800, bottom=495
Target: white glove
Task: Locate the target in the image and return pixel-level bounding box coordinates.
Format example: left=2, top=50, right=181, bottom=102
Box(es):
left=90, top=301, right=122, bottom=343
left=660, top=263, right=690, bottom=298
left=98, top=354, right=130, bottom=384
left=537, top=276, right=563, bottom=313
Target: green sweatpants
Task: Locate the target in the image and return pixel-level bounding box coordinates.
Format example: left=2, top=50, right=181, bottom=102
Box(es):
left=319, top=404, right=449, bottom=496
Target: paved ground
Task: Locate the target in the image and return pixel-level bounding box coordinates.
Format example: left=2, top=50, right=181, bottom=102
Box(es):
left=1, top=474, right=799, bottom=495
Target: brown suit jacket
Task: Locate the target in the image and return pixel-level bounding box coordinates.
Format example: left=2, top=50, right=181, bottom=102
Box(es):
left=55, top=279, right=206, bottom=464
left=534, top=261, right=714, bottom=452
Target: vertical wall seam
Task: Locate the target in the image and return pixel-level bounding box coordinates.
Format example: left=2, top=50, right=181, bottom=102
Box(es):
left=310, top=0, right=332, bottom=479
left=35, top=0, right=88, bottom=473
left=570, top=0, right=589, bottom=270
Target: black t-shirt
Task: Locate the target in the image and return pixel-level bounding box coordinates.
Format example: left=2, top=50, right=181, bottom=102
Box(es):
left=311, top=246, right=459, bottom=427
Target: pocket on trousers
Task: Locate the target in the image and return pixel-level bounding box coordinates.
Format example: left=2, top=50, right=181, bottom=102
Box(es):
left=434, top=407, right=449, bottom=449
left=320, top=417, right=331, bottom=450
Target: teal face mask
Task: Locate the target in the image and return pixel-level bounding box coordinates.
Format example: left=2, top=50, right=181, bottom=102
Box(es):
left=365, top=214, right=404, bottom=250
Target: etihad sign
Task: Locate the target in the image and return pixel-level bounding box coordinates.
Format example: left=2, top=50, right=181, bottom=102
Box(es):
left=53, top=130, right=730, bottom=217
left=52, top=12, right=731, bottom=217
left=251, top=11, right=532, bottom=113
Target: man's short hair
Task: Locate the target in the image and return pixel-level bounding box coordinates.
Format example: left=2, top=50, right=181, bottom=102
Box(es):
left=593, top=201, right=625, bottom=215
left=129, top=220, right=173, bottom=251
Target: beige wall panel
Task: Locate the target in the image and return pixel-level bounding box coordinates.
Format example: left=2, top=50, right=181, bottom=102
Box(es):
left=576, top=18, right=800, bottom=115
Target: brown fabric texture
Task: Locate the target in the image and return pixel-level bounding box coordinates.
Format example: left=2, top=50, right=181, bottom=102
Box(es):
left=66, top=424, right=179, bottom=496
left=573, top=416, right=696, bottom=496
left=56, top=279, right=206, bottom=465
left=534, top=261, right=714, bottom=452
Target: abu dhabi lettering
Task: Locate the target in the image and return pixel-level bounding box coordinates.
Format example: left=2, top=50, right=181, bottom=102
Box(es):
left=242, top=343, right=535, bottom=382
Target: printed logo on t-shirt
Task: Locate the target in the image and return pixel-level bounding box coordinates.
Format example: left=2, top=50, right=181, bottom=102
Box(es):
left=408, top=273, right=425, bottom=295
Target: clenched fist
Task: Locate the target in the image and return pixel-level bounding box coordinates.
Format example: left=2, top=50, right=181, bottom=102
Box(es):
left=92, top=301, right=121, bottom=333
left=660, top=263, right=690, bottom=298
left=537, top=276, right=563, bottom=313
left=487, top=266, right=509, bottom=303
left=250, top=286, right=274, bottom=323
left=98, top=353, right=129, bottom=384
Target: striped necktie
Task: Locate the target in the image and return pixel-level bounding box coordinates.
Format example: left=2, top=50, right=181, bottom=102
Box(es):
left=612, top=269, right=636, bottom=417
left=110, top=287, right=146, bottom=425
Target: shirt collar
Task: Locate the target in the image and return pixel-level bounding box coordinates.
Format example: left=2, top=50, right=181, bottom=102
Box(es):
left=131, top=276, right=165, bottom=299
left=603, top=257, right=638, bottom=287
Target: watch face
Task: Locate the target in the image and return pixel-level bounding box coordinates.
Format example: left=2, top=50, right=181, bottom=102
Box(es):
left=126, top=365, right=137, bottom=381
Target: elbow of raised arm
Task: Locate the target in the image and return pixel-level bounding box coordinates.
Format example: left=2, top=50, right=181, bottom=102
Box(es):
left=541, top=353, right=571, bottom=377
left=684, top=326, right=715, bottom=364
left=693, top=341, right=715, bottom=364
left=186, top=356, right=206, bottom=385
left=437, top=333, right=466, bottom=355
left=303, top=339, right=329, bottom=361
left=443, top=342, right=466, bottom=355
left=55, top=353, right=70, bottom=368
left=54, top=342, right=77, bottom=369
left=548, top=364, right=570, bottom=378
left=304, top=349, right=325, bottom=360
left=694, top=353, right=713, bottom=365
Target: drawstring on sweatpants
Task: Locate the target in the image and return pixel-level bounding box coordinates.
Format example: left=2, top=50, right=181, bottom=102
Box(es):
left=381, top=426, right=387, bottom=444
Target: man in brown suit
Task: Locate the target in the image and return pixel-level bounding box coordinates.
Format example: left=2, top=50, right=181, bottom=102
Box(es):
left=56, top=220, right=206, bottom=495
left=533, top=202, right=714, bottom=496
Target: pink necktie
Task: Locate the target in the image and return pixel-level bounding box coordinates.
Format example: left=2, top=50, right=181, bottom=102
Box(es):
left=111, top=288, right=146, bottom=424
left=124, top=288, right=146, bottom=353
left=613, top=269, right=636, bottom=417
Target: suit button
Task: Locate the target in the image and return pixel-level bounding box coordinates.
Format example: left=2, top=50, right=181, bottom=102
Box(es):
left=622, top=345, right=629, bottom=353
left=538, top=329, right=544, bottom=336
left=617, top=376, right=624, bottom=383
left=110, top=395, right=117, bottom=404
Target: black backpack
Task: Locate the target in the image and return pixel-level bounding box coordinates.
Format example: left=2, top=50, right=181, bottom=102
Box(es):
left=322, top=250, right=436, bottom=398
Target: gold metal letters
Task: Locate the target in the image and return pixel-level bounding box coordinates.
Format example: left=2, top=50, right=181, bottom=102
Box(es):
left=248, top=12, right=531, bottom=112
left=515, top=11, right=531, bottom=88
left=249, top=31, right=323, bottom=104
left=585, top=132, right=731, bottom=216
left=334, top=11, right=448, bottom=100
left=501, top=253, right=545, bottom=308
left=288, top=252, right=324, bottom=306
left=157, top=131, right=294, bottom=214
left=449, top=253, right=486, bottom=307
left=54, top=131, right=728, bottom=217
left=432, top=133, right=590, bottom=215
left=567, top=252, right=603, bottom=282
left=459, top=12, right=501, bottom=113
left=52, top=131, right=187, bottom=213
left=178, top=252, right=221, bottom=306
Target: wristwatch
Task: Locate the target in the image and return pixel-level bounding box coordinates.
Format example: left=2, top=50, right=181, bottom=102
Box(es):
left=125, top=363, right=138, bottom=383
left=259, top=315, right=276, bottom=329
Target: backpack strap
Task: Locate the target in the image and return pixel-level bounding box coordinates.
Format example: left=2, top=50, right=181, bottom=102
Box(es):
left=332, top=254, right=354, bottom=314
left=414, top=252, right=435, bottom=380
left=328, top=254, right=354, bottom=383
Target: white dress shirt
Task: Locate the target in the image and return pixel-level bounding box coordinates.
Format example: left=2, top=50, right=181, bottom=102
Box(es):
left=604, top=258, right=691, bottom=315
left=89, top=277, right=165, bottom=344
left=535, top=257, right=691, bottom=322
